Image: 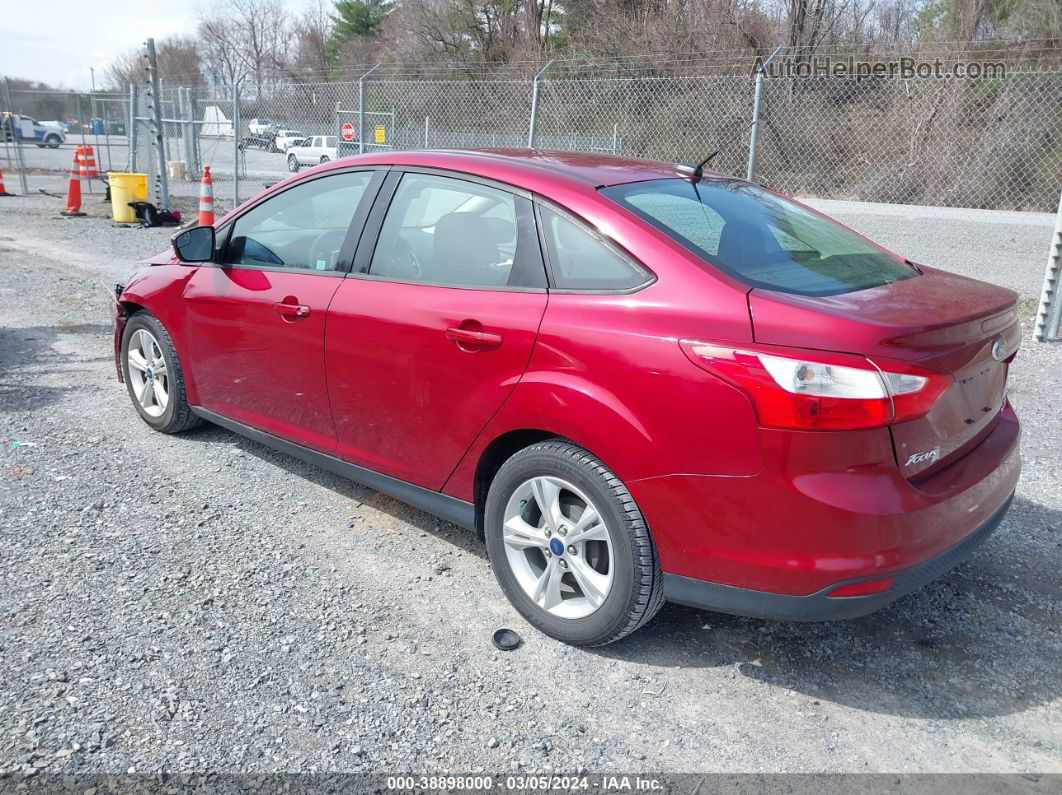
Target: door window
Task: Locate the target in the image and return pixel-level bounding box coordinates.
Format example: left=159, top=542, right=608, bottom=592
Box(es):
left=538, top=207, right=649, bottom=291
left=369, top=173, right=544, bottom=289
left=223, top=171, right=372, bottom=271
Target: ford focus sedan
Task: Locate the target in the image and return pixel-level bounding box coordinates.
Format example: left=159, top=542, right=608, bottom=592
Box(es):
left=113, top=150, right=1020, bottom=646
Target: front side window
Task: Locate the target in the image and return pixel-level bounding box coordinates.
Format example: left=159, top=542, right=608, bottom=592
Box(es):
left=223, top=171, right=372, bottom=271
left=539, top=207, right=648, bottom=291
left=370, top=173, right=543, bottom=289
left=601, top=178, right=917, bottom=296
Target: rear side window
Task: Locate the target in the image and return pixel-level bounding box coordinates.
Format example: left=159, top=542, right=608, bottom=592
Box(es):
left=223, top=171, right=372, bottom=271
left=600, top=178, right=917, bottom=296
left=539, top=207, right=648, bottom=291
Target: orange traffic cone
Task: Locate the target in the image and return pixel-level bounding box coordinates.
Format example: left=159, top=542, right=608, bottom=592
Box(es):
left=60, top=146, right=86, bottom=216
left=79, top=145, right=98, bottom=178
left=0, top=167, right=10, bottom=197
left=198, top=166, right=214, bottom=226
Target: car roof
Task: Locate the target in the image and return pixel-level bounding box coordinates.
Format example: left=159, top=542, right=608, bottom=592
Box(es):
left=338, top=149, right=716, bottom=192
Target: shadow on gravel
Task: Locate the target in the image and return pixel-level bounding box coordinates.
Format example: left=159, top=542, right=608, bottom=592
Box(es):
left=0, top=323, right=112, bottom=413
left=179, top=422, right=487, bottom=558
left=595, top=495, right=1062, bottom=720
left=172, top=420, right=1060, bottom=721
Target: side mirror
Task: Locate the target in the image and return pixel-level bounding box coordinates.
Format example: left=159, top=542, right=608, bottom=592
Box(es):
left=172, top=225, right=215, bottom=263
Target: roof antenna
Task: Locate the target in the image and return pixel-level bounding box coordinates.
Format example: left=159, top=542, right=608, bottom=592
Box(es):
left=690, top=151, right=720, bottom=180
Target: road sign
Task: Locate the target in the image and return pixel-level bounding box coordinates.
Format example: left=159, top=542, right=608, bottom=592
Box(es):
left=374, top=125, right=386, bottom=144
left=341, top=122, right=355, bottom=141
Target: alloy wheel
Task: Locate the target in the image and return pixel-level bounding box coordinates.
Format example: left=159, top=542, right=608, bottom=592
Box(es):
left=502, top=476, right=615, bottom=619
left=126, top=328, right=169, bottom=418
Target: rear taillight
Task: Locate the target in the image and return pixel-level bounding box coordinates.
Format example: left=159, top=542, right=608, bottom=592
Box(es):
left=680, top=340, right=951, bottom=431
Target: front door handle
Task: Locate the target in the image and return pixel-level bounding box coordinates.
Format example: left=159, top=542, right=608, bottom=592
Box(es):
left=445, top=327, right=502, bottom=349
left=274, top=301, right=310, bottom=318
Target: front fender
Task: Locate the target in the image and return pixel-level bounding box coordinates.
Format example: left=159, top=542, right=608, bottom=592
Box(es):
left=115, top=263, right=201, bottom=400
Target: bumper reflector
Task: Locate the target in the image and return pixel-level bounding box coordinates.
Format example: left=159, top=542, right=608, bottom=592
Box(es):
left=827, top=577, right=895, bottom=598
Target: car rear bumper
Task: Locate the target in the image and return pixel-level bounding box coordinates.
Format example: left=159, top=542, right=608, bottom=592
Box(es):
left=628, top=401, right=1020, bottom=609
left=661, top=493, right=1013, bottom=620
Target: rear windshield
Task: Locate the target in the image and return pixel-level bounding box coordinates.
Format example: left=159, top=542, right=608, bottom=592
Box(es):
left=600, top=178, right=917, bottom=296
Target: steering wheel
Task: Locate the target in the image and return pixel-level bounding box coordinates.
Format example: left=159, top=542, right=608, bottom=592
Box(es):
left=308, top=229, right=347, bottom=271
left=388, top=237, right=423, bottom=279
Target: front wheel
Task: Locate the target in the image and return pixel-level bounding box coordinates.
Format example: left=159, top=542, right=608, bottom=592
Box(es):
left=319, top=156, right=330, bottom=164
left=484, top=441, right=663, bottom=646
left=287, top=155, right=300, bottom=173
left=121, top=313, right=201, bottom=434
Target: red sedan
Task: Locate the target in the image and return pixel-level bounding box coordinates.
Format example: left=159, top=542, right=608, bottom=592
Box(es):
left=113, top=150, right=1020, bottom=646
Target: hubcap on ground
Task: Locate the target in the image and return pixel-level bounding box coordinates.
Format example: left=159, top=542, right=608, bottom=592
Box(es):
left=126, top=329, right=169, bottom=418
left=502, top=476, right=614, bottom=619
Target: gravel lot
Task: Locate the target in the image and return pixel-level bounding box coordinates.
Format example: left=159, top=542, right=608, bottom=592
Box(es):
left=1, top=192, right=1060, bottom=778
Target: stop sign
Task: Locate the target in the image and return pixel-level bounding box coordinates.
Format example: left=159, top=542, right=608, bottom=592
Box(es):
left=341, top=122, right=355, bottom=141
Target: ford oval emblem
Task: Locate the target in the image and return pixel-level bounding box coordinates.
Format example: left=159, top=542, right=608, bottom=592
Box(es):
left=991, top=338, right=1008, bottom=361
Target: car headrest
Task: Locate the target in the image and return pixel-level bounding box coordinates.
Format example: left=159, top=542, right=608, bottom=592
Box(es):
left=717, top=219, right=770, bottom=267
left=434, top=212, right=502, bottom=274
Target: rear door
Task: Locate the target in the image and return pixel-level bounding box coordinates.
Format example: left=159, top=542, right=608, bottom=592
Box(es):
left=324, top=170, right=548, bottom=488
left=183, top=168, right=384, bottom=452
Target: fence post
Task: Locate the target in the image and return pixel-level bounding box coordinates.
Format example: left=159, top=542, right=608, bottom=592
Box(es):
left=424, top=116, right=429, bottom=148
left=145, top=38, right=169, bottom=211
left=232, top=82, right=241, bottom=208
left=527, top=60, right=553, bottom=149
left=746, top=46, right=782, bottom=182
left=181, top=87, right=197, bottom=177
left=1035, top=190, right=1062, bottom=342
left=128, top=83, right=139, bottom=172
left=358, top=64, right=380, bottom=155
left=176, top=87, right=186, bottom=173
left=2, top=77, right=29, bottom=194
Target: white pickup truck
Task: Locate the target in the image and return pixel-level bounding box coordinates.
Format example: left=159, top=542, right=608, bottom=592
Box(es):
left=1, top=113, right=66, bottom=148
left=286, top=135, right=339, bottom=172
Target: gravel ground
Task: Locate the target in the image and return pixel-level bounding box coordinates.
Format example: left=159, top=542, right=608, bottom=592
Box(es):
left=1, top=193, right=1060, bottom=777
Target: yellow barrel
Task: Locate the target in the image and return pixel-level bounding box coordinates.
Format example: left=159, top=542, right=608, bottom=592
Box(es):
left=108, top=172, right=149, bottom=223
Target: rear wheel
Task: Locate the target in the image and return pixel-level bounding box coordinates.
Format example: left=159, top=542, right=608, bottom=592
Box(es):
left=121, top=313, right=201, bottom=434
left=485, top=441, right=663, bottom=646
left=319, top=156, right=330, bottom=164
left=287, top=154, right=300, bottom=173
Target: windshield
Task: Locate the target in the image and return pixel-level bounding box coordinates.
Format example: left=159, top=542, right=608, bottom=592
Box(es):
left=600, top=178, right=917, bottom=296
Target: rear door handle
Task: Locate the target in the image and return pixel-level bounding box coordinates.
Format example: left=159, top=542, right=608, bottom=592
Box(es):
left=445, top=327, right=502, bottom=349
left=274, top=301, right=310, bottom=318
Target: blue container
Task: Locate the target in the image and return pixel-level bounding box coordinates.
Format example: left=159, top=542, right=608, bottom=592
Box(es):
left=91, top=117, right=104, bottom=134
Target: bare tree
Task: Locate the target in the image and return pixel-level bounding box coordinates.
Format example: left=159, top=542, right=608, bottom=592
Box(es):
left=289, top=0, right=336, bottom=81
left=198, top=0, right=290, bottom=95
left=106, top=36, right=204, bottom=90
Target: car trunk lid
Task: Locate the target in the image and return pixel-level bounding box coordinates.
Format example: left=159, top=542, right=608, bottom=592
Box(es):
left=748, top=266, right=1020, bottom=478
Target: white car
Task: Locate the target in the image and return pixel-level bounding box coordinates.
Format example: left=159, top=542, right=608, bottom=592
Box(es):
left=273, top=130, right=307, bottom=152
left=248, top=118, right=279, bottom=136
left=286, top=135, right=338, bottom=172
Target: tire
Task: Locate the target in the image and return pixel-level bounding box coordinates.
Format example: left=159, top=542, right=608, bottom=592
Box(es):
left=45, top=135, right=61, bottom=149
left=319, top=156, right=330, bottom=164
left=287, top=155, right=300, bottom=173
left=484, top=440, right=663, bottom=646
left=120, top=312, right=202, bottom=434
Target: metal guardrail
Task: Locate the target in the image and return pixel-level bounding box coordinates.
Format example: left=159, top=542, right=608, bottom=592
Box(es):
left=1035, top=191, right=1062, bottom=342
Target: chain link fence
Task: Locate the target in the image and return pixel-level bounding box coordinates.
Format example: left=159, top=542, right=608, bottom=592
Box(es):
left=3, top=60, right=1061, bottom=217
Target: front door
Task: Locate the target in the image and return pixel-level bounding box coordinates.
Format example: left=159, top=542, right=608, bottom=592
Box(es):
left=183, top=169, right=381, bottom=452
left=325, top=171, right=549, bottom=488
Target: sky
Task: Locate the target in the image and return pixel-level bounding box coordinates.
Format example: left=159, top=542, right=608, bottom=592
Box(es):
left=2, top=0, right=306, bottom=90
